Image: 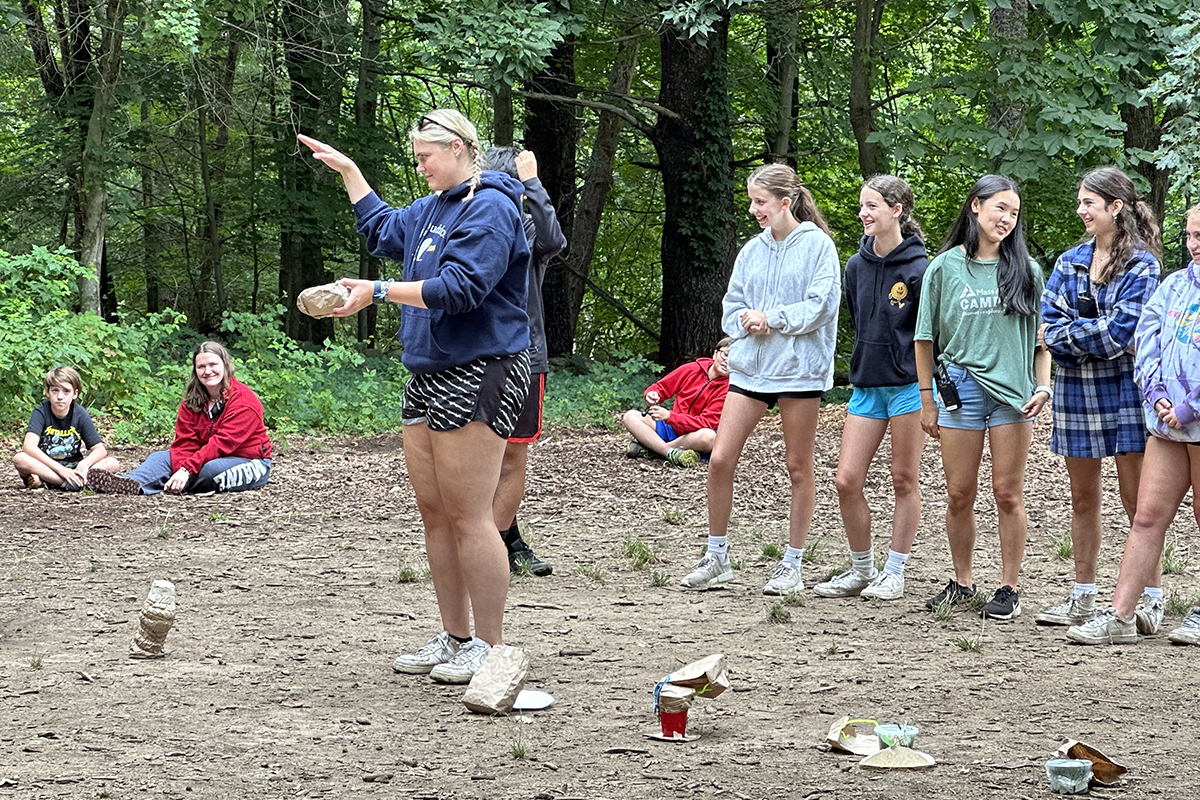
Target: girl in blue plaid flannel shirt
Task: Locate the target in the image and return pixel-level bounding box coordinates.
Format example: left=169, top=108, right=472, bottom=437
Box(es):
left=1036, top=167, right=1162, bottom=631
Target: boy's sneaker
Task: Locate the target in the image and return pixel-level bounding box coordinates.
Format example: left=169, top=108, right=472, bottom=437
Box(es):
left=861, top=570, right=905, bottom=601
left=25, top=474, right=44, bottom=490
left=1066, top=608, right=1137, bottom=645
left=666, top=448, right=699, bottom=467
left=87, top=469, right=142, bottom=496
left=626, top=441, right=648, bottom=458
left=392, top=631, right=460, bottom=674
left=763, top=561, right=803, bottom=595
left=1167, top=607, right=1200, bottom=645
left=429, top=638, right=491, bottom=684
left=1134, top=593, right=1165, bottom=635
left=813, top=567, right=876, bottom=598
left=980, top=585, right=1022, bottom=620
left=679, top=553, right=733, bottom=589
left=1035, top=591, right=1097, bottom=626
left=508, top=538, right=553, bottom=576
left=924, top=578, right=977, bottom=610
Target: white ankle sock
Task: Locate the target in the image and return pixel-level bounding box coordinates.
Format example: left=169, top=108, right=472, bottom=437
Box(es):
left=1144, top=586, right=1163, bottom=599
left=1073, top=582, right=1096, bottom=597
left=851, top=549, right=874, bottom=575
left=884, top=549, right=909, bottom=575
left=782, top=546, right=804, bottom=566
left=706, top=536, right=728, bottom=561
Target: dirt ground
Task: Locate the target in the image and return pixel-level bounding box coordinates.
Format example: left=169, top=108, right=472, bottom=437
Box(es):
left=3, top=406, right=1199, bottom=800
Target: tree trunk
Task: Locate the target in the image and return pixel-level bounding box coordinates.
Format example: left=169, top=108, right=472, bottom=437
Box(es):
left=849, top=0, right=887, bottom=177
left=651, top=17, right=738, bottom=366
left=1119, top=85, right=1170, bottom=226
left=355, top=0, right=382, bottom=345
left=494, top=83, right=514, bottom=146
left=765, top=10, right=799, bottom=163
left=524, top=31, right=579, bottom=357
left=987, top=0, right=1027, bottom=137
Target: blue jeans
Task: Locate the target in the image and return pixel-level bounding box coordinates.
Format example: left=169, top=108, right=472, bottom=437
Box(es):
left=126, top=450, right=271, bottom=495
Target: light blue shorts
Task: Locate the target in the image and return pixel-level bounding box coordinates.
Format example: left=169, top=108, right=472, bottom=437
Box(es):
left=847, top=383, right=922, bottom=420
left=937, top=363, right=1028, bottom=431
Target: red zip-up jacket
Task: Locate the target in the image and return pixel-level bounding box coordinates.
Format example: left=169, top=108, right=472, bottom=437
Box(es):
left=644, top=358, right=730, bottom=434
left=170, top=378, right=272, bottom=475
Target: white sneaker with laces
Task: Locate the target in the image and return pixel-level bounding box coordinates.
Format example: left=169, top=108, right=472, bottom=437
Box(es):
left=393, top=631, right=460, bottom=674
left=1034, top=591, right=1097, bottom=626
left=1168, top=607, right=1200, bottom=645
left=860, top=570, right=904, bottom=601
left=763, top=561, right=803, bottom=595
left=1066, top=608, right=1137, bottom=645
left=813, top=567, right=876, bottom=598
left=1134, top=593, right=1165, bottom=635
left=679, top=553, right=733, bottom=589
left=429, top=638, right=492, bottom=684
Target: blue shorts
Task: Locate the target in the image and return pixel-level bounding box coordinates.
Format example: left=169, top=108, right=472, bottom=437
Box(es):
left=937, top=363, right=1028, bottom=431
left=655, top=420, right=679, bottom=443
left=848, top=383, right=922, bottom=420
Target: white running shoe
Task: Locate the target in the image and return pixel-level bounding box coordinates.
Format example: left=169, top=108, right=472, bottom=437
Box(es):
left=1134, top=593, right=1165, bottom=635
left=1168, top=607, right=1200, bottom=645
left=392, top=630, right=460, bottom=674
left=1066, top=608, right=1137, bottom=645
left=860, top=570, right=905, bottom=601
left=813, top=567, right=875, bottom=598
left=1034, top=591, right=1097, bottom=626
left=429, top=638, right=492, bottom=684
left=763, top=561, right=803, bottom=595
left=679, top=553, right=733, bottom=589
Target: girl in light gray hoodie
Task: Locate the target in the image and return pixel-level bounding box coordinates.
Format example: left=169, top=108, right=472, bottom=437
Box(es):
left=680, top=163, right=841, bottom=595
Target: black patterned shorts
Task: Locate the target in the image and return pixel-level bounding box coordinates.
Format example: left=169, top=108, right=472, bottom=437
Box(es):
left=402, top=350, right=531, bottom=437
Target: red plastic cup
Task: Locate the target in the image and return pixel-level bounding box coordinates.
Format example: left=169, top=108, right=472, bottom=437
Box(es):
left=659, top=709, right=688, bottom=738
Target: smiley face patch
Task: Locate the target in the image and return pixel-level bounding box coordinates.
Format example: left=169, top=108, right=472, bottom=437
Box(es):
left=889, top=281, right=909, bottom=308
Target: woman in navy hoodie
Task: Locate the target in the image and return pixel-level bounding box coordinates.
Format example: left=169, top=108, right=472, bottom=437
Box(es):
left=299, top=109, right=531, bottom=686
left=814, top=175, right=928, bottom=603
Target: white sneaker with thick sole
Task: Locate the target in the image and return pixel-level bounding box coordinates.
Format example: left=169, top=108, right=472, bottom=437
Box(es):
left=1035, top=591, right=1097, bottom=626
left=1168, top=607, right=1200, bottom=645
left=763, top=561, right=803, bottom=595
left=1134, top=593, right=1165, bottom=635
left=429, top=638, right=492, bottom=684
left=393, top=630, right=460, bottom=674
left=1066, top=609, right=1137, bottom=645
left=860, top=570, right=904, bottom=601
left=813, top=567, right=876, bottom=598
left=680, top=553, right=733, bottom=589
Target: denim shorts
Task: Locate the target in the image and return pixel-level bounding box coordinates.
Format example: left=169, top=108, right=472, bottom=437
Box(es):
left=847, top=383, right=922, bottom=420
left=937, top=363, right=1028, bottom=430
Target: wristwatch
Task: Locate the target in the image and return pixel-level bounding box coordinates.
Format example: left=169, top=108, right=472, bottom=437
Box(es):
left=372, top=278, right=393, bottom=305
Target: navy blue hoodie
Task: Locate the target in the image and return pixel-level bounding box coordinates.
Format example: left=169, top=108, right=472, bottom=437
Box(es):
left=844, top=233, right=929, bottom=387
left=353, top=171, right=531, bottom=374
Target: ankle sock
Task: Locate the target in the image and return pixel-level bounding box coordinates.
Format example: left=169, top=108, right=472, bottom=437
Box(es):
left=1144, top=586, right=1164, bottom=599
left=449, top=633, right=472, bottom=644
left=500, top=521, right=520, bottom=546
left=851, top=549, right=874, bottom=575
left=884, top=549, right=909, bottom=575
left=706, top=536, right=728, bottom=561
left=783, top=546, right=804, bottom=566
left=1073, top=582, right=1096, bottom=597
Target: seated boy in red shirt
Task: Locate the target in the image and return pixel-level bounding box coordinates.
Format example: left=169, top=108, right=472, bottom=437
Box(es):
left=621, top=338, right=732, bottom=467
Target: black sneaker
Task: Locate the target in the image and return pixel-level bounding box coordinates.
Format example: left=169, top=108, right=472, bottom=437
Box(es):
left=980, top=584, right=1022, bottom=620
left=925, top=578, right=977, bottom=610
left=508, top=538, right=553, bottom=576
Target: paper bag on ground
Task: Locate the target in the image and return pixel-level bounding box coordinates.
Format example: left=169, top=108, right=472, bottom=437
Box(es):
left=462, top=645, right=529, bottom=714
left=825, top=716, right=880, bottom=756
left=1056, top=739, right=1128, bottom=785
left=860, top=745, right=936, bottom=769
left=662, top=654, right=730, bottom=699
left=655, top=683, right=695, bottom=714
left=297, top=282, right=350, bottom=318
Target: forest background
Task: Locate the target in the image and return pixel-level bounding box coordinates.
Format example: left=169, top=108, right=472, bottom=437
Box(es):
left=1, top=0, right=1198, bottom=441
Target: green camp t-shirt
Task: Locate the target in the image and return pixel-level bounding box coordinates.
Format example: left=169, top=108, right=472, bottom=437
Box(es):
left=914, top=246, right=1044, bottom=412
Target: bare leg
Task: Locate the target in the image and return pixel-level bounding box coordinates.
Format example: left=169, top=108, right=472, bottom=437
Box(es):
left=492, top=441, right=528, bottom=532
left=835, top=414, right=889, bottom=553
left=706, top=392, right=767, bottom=538
left=886, top=411, right=925, bottom=555
left=778, top=396, right=822, bottom=550
left=1064, top=457, right=1102, bottom=585
left=989, top=421, right=1033, bottom=589
left=938, top=427, right=986, bottom=587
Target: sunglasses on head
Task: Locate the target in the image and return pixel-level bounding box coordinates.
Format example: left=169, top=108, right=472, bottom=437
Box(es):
left=417, top=115, right=470, bottom=144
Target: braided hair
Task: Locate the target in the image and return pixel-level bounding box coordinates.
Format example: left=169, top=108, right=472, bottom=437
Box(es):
left=408, top=109, right=483, bottom=192
left=864, top=174, right=924, bottom=242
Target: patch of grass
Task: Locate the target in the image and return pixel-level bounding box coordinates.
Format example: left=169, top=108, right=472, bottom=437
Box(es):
left=621, top=538, right=660, bottom=570
left=1050, top=532, right=1073, bottom=561
left=509, top=738, right=527, bottom=759
left=154, top=524, right=172, bottom=540
left=931, top=601, right=955, bottom=621
left=967, top=592, right=988, bottom=613
left=30, top=655, right=42, bottom=670
left=1167, top=589, right=1199, bottom=617
left=509, top=562, right=533, bottom=582
left=782, top=592, right=806, bottom=607
left=823, top=565, right=846, bottom=582
left=765, top=601, right=791, bottom=624
left=574, top=563, right=606, bottom=584
left=307, top=439, right=328, bottom=452
left=661, top=507, right=684, bottom=525
left=730, top=557, right=744, bottom=571
left=208, top=512, right=229, bottom=522
left=87, top=560, right=103, bottom=573
left=395, top=566, right=420, bottom=584
left=802, top=540, right=825, bottom=564
left=955, top=634, right=982, bottom=652
left=650, top=571, right=669, bottom=587
left=1162, top=543, right=1188, bottom=576
left=340, top=543, right=357, bottom=551
left=760, top=542, right=784, bottom=561
left=823, top=642, right=841, bottom=655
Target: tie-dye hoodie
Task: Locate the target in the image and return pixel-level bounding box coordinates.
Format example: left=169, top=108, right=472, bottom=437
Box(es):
left=1133, top=262, right=1200, bottom=442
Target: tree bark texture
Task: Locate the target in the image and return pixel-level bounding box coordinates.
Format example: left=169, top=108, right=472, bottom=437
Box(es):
left=987, top=0, right=1027, bottom=137
left=849, top=0, right=887, bottom=177
left=355, top=0, right=382, bottom=345
left=651, top=17, right=738, bottom=367
left=766, top=10, right=799, bottom=163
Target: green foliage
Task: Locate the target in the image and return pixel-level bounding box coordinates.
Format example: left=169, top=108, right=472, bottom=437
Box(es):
left=543, top=353, right=660, bottom=428
left=1146, top=9, right=1200, bottom=192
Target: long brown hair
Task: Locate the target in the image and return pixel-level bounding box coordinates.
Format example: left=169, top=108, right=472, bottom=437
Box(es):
left=747, top=163, right=830, bottom=235
left=1079, top=166, right=1162, bottom=284
left=183, top=341, right=234, bottom=413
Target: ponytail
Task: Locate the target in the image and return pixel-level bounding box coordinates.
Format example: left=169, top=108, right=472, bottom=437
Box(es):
left=747, top=163, right=830, bottom=235
left=1079, top=167, right=1161, bottom=284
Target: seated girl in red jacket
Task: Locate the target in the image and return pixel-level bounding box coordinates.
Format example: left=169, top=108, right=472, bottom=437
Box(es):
left=621, top=338, right=732, bottom=467
left=88, top=341, right=272, bottom=495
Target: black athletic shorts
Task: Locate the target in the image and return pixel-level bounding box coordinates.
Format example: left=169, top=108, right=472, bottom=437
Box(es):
left=509, top=372, right=545, bottom=443
left=402, top=350, right=531, bottom=437
left=728, top=385, right=823, bottom=409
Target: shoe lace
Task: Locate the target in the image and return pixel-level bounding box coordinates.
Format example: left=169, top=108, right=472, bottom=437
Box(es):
left=770, top=563, right=795, bottom=579
left=418, top=633, right=452, bottom=656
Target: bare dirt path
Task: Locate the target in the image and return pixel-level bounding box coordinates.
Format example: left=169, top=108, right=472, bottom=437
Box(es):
left=2, top=408, right=1198, bottom=799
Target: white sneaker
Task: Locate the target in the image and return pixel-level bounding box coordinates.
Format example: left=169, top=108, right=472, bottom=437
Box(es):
left=763, top=561, right=803, bottom=595
left=429, top=638, right=492, bottom=684
left=1134, top=593, right=1165, bottom=635
left=1066, top=608, right=1137, bottom=645
left=1168, top=607, right=1200, bottom=645
left=813, top=567, right=875, bottom=598
left=680, top=553, right=733, bottom=589
left=1034, top=591, right=1097, bottom=626
left=860, top=570, right=905, bottom=601
left=393, top=630, right=460, bottom=674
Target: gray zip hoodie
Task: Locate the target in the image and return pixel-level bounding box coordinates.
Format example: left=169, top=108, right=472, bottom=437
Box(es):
left=721, top=221, right=841, bottom=392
